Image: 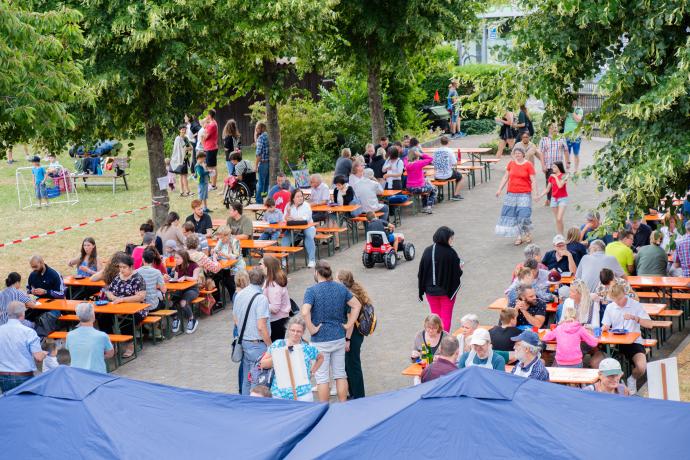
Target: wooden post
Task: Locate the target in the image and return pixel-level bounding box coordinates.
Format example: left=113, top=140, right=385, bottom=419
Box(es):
left=661, top=362, right=668, bottom=400
left=285, top=348, right=298, bottom=400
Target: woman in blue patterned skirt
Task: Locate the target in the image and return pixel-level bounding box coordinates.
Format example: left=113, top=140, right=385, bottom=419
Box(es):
left=495, top=149, right=536, bottom=245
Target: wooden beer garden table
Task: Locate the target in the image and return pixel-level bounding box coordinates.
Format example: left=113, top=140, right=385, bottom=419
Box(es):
left=32, top=298, right=149, bottom=351
left=626, top=276, right=690, bottom=302
left=401, top=363, right=598, bottom=386
left=63, top=275, right=105, bottom=298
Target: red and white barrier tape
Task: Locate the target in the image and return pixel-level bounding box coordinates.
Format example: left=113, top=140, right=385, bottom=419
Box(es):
left=0, top=202, right=162, bottom=249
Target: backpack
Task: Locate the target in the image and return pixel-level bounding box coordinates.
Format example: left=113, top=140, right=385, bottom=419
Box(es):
left=356, top=303, right=377, bottom=336
left=249, top=352, right=274, bottom=388
left=289, top=298, right=300, bottom=317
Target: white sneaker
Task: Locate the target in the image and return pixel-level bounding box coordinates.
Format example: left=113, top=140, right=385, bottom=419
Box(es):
left=307, top=261, right=316, bottom=268
left=626, top=375, right=637, bottom=395
left=330, top=386, right=337, bottom=396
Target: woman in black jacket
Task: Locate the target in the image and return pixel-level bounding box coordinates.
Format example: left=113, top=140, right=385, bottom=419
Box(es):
left=417, top=226, right=463, bottom=332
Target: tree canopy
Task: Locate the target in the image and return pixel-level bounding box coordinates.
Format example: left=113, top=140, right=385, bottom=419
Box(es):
left=61, top=0, right=215, bottom=225
left=331, top=0, right=482, bottom=141
left=0, top=0, right=89, bottom=153
left=510, top=0, right=690, bottom=227
left=214, top=0, right=337, bottom=181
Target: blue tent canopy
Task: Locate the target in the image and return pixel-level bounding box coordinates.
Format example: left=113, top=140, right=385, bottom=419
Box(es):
left=0, top=366, right=327, bottom=460
left=286, top=367, right=690, bottom=460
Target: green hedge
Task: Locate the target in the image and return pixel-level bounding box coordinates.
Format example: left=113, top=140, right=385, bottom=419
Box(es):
left=461, top=118, right=497, bottom=135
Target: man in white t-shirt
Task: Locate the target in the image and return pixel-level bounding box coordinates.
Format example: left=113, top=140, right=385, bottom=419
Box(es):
left=601, top=284, right=653, bottom=395
left=432, top=136, right=464, bottom=201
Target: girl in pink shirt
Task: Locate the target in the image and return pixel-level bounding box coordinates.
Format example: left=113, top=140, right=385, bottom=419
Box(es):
left=542, top=305, right=598, bottom=367
left=262, top=255, right=291, bottom=342
left=403, top=150, right=436, bottom=214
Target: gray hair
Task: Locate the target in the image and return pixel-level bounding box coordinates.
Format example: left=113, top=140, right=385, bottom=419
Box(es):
left=589, top=239, right=605, bottom=253
left=460, top=313, right=479, bottom=329
left=363, top=168, right=375, bottom=179
left=439, top=335, right=460, bottom=357
left=310, top=174, right=322, bottom=184
left=76, top=302, right=95, bottom=323
left=285, top=316, right=306, bottom=338
left=523, top=244, right=541, bottom=260
left=520, top=341, right=540, bottom=356
left=7, top=301, right=26, bottom=319
left=248, top=267, right=265, bottom=286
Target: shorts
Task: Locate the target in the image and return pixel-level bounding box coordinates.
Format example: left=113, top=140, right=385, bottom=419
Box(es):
left=550, top=197, right=568, bottom=207
left=566, top=138, right=581, bottom=156
left=387, top=233, right=395, bottom=243
left=205, top=149, right=218, bottom=167
left=450, top=111, right=458, bottom=123
left=198, top=183, right=209, bottom=200
left=313, top=338, right=346, bottom=384
left=440, top=170, right=462, bottom=182
left=35, top=183, right=47, bottom=199
left=618, top=343, right=646, bottom=363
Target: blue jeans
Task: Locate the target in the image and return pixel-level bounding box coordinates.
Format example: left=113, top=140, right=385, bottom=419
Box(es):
left=260, top=230, right=279, bottom=240
left=0, top=374, right=33, bottom=393
left=226, top=160, right=235, bottom=177
left=256, top=161, right=269, bottom=204
left=241, top=341, right=267, bottom=395
left=282, top=226, right=316, bottom=263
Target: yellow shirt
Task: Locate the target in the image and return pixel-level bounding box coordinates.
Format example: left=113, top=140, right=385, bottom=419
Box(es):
left=605, top=241, right=634, bottom=275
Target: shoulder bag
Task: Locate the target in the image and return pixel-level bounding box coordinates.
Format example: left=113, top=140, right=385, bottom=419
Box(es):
left=231, top=293, right=260, bottom=363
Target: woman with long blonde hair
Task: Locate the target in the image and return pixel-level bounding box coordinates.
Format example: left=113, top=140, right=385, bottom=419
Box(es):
left=337, top=269, right=371, bottom=399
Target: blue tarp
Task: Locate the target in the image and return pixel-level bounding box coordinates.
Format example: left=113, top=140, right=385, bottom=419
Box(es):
left=0, top=366, right=327, bottom=460
left=286, top=366, right=690, bottom=460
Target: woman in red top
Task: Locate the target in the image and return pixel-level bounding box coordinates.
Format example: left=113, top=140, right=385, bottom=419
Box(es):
left=495, top=149, right=535, bottom=245
left=538, top=161, right=569, bottom=235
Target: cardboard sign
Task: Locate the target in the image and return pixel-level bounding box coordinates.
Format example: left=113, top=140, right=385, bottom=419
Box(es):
left=272, top=344, right=309, bottom=394
left=647, top=357, right=680, bottom=401
left=157, top=176, right=168, bottom=191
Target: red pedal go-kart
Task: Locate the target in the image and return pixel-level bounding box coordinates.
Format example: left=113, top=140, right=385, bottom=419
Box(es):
left=362, top=231, right=415, bottom=270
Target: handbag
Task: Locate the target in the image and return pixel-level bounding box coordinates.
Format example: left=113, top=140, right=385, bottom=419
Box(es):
left=231, top=293, right=260, bottom=363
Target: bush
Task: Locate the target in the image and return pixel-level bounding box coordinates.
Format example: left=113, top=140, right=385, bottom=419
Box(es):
left=478, top=140, right=499, bottom=156
left=461, top=118, right=497, bottom=135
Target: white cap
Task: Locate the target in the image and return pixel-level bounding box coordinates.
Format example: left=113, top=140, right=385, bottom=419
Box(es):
left=552, top=234, right=566, bottom=245
left=599, top=358, right=623, bottom=376
left=470, top=328, right=491, bottom=346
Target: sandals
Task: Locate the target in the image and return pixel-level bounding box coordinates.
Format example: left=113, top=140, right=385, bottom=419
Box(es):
left=523, top=235, right=532, bottom=244
left=514, top=238, right=523, bottom=246
left=122, top=348, right=135, bottom=359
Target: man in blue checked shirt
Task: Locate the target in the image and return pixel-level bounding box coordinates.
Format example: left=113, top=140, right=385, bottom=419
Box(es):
left=254, top=121, right=270, bottom=204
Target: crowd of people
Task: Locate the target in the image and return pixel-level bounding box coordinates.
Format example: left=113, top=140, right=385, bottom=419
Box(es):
left=2, top=107, right=684, bottom=403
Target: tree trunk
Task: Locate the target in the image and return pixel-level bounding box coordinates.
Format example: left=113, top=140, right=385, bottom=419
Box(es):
left=366, top=44, right=386, bottom=143
left=144, top=123, right=170, bottom=228
left=263, top=64, right=281, bottom=184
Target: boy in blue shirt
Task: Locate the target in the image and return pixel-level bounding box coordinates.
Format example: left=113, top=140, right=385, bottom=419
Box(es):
left=31, top=156, right=49, bottom=207
left=259, top=197, right=283, bottom=240
left=195, top=151, right=210, bottom=212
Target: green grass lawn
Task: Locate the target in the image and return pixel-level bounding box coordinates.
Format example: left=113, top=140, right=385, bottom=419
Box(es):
left=0, top=138, right=251, bottom=276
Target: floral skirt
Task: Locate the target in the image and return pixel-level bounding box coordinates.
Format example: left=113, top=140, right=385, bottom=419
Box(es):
left=495, top=192, right=533, bottom=237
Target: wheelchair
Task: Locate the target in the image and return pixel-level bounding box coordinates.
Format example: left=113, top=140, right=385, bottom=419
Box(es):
left=223, top=171, right=256, bottom=208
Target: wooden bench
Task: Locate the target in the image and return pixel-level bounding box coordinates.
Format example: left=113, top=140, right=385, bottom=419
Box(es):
left=636, top=291, right=662, bottom=300
left=48, top=330, right=135, bottom=369
left=72, top=173, right=129, bottom=193
left=430, top=179, right=455, bottom=203
left=645, top=320, right=673, bottom=346
left=389, top=200, right=413, bottom=226
left=316, top=226, right=349, bottom=249
left=264, top=246, right=303, bottom=270
left=456, top=165, right=483, bottom=188
left=140, top=315, right=163, bottom=345
left=149, top=309, right=178, bottom=339
left=314, top=233, right=335, bottom=258
left=651, top=309, right=684, bottom=332
left=642, top=338, right=659, bottom=356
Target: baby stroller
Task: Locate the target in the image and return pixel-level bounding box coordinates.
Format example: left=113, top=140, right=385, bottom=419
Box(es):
left=224, top=171, right=256, bottom=207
